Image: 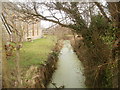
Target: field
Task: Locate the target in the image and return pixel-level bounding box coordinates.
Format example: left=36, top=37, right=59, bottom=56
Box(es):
left=8, top=35, right=57, bottom=68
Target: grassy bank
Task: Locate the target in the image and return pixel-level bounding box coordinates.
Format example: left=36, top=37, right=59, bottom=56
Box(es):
left=4, top=35, right=60, bottom=87
left=8, top=35, right=57, bottom=68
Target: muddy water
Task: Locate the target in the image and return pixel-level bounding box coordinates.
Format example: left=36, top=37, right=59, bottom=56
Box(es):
left=47, top=40, right=86, bottom=88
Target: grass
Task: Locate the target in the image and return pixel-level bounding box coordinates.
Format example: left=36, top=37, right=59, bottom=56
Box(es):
left=8, top=35, right=57, bottom=68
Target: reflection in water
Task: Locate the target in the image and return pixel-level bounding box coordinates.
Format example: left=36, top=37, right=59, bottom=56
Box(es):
left=47, top=40, right=86, bottom=88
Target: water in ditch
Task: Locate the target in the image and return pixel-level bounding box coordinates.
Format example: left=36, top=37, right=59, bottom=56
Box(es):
left=47, top=40, right=86, bottom=88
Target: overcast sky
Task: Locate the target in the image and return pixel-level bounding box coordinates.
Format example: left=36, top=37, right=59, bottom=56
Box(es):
left=41, top=20, right=54, bottom=28
left=8, top=0, right=109, bottom=29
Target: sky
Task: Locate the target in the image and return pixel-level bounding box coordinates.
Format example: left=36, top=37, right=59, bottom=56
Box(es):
left=41, top=20, right=54, bottom=28
left=8, top=0, right=56, bottom=28
left=40, top=0, right=108, bottom=28
left=39, top=8, right=57, bottom=28
left=7, top=0, right=109, bottom=28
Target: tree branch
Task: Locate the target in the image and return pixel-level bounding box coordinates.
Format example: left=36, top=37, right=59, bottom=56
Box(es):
left=94, top=2, right=111, bottom=22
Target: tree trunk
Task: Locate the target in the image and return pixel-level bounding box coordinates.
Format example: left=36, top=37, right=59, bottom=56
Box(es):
left=15, top=47, right=21, bottom=88
left=13, top=21, right=22, bottom=88
left=2, top=42, right=10, bottom=88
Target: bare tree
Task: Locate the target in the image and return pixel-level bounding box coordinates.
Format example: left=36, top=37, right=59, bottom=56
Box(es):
left=2, top=2, right=31, bottom=87
left=2, top=1, right=120, bottom=88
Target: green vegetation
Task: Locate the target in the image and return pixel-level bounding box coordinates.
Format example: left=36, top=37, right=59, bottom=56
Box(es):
left=8, top=35, right=57, bottom=68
